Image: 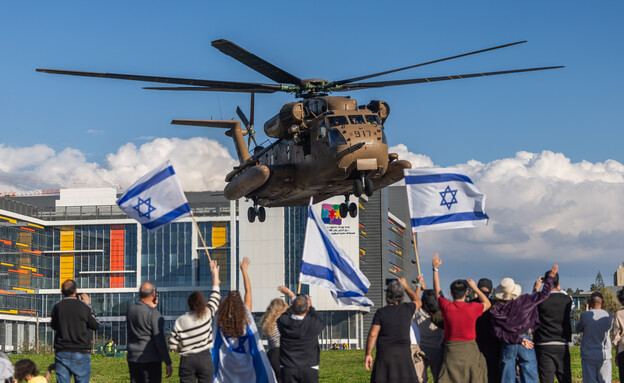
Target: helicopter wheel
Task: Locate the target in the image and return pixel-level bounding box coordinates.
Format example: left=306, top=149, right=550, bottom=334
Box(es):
left=364, top=179, right=374, bottom=197
left=247, top=206, right=256, bottom=223
left=257, top=206, right=266, bottom=222
left=339, top=203, right=349, bottom=219
left=353, top=179, right=363, bottom=197
left=348, top=202, right=358, bottom=218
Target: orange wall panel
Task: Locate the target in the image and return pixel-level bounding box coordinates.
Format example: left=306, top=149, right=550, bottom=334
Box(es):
left=110, top=225, right=124, bottom=288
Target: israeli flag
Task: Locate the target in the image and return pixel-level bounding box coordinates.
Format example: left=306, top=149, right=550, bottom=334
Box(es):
left=404, top=168, right=488, bottom=233
left=117, top=161, right=191, bottom=231
left=212, top=307, right=276, bottom=383
left=300, top=199, right=373, bottom=307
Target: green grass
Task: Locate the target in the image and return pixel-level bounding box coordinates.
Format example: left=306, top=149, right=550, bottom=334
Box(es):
left=7, top=347, right=621, bottom=382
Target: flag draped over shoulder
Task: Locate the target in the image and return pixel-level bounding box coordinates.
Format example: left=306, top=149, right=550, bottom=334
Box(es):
left=212, top=307, right=276, bottom=383
left=299, top=199, right=373, bottom=307
left=404, top=168, right=488, bottom=233
left=117, top=161, right=191, bottom=231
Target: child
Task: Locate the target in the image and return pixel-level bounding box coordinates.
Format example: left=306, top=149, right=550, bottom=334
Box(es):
left=13, top=360, right=50, bottom=383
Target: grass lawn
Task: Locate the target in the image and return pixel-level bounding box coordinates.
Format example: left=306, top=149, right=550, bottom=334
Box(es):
left=7, top=347, right=621, bottom=382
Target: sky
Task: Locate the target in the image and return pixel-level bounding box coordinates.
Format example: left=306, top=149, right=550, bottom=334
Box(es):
left=1, top=1, right=623, bottom=292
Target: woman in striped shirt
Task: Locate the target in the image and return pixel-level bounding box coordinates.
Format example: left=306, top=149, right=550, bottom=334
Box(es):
left=169, top=260, right=221, bottom=383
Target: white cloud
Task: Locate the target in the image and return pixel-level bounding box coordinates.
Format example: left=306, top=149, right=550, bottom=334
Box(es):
left=0, top=137, right=237, bottom=193
left=390, top=145, right=624, bottom=291
left=87, top=129, right=104, bottom=136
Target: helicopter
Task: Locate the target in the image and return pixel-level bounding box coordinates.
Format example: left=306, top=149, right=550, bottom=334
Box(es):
left=37, top=39, right=562, bottom=222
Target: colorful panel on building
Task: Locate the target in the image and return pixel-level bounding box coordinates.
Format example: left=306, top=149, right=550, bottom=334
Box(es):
left=60, top=226, right=74, bottom=286
left=110, top=225, right=125, bottom=288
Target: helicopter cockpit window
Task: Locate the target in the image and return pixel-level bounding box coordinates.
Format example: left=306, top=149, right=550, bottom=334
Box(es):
left=318, top=121, right=327, bottom=139
left=365, top=115, right=382, bottom=126
left=328, top=129, right=347, bottom=147
left=348, top=115, right=365, bottom=125
left=328, top=116, right=348, bottom=127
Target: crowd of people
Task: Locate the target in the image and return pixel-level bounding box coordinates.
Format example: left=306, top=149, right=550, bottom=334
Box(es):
left=3, top=253, right=624, bottom=382
left=366, top=253, right=624, bottom=383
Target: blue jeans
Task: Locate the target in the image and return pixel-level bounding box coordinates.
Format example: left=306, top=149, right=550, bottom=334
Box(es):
left=55, top=352, right=92, bottom=383
left=501, top=341, right=538, bottom=383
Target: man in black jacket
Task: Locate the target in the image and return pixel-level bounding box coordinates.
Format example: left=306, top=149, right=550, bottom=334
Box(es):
left=277, top=294, right=324, bottom=383
left=50, top=279, right=100, bottom=383
left=533, top=270, right=572, bottom=383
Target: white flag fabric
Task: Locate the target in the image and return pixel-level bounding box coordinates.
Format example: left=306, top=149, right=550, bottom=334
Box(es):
left=212, top=307, right=276, bottom=383
left=300, top=199, right=373, bottom=307
left=117, top=161, right=191, bottom=231
left=404, top=168, right=489, bottom=233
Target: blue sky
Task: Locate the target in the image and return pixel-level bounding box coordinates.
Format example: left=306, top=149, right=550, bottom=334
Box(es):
left=1, top=1, right=623, bottom=291
left=2, top=1, right=622, bottom=165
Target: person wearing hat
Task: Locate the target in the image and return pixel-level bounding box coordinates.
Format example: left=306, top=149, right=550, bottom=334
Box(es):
left=432, top=253, right=491, bottom=383
left=577, top=291, right=612, bottom=383
left=470, top=278, right=501, bottom=383
left=490, top=264, right=558, bottom=383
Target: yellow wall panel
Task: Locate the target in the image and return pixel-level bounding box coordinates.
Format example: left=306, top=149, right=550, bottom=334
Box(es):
left=59, top=226, right=74, bottom=287
left=212, top=225, right=227, bottom=248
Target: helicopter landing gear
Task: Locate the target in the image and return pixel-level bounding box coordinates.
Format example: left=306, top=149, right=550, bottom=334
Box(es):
left=348, top=202, right=358, bottom=218
left=339, top=195, right=358, bottom=219
left=354, top=173, right=374, bottom=198
left=339, top=203, right=349, bottom=219
left=364, top=178, right=374, bottom=197
left=247, top=203, right=266, bottom=223
left=353, top=179, right=363, bottom=198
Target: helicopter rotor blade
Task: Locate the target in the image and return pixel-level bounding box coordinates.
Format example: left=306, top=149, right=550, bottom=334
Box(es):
left=249, top=93, right=255, bottom=128
left=331, top=41, right=528, bottom=86
left=332, top=66, right=564, bottom=91
left=143, top=86, right=277, bottom=93
left=236, top=106, right=250, bottom=128
left=212, top=39, right=304, bottom=87
left=36, top=69, right=283, bottom=93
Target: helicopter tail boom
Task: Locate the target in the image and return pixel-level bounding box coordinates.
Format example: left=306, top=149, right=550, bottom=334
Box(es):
left=171, top=119, right=250, bottom=164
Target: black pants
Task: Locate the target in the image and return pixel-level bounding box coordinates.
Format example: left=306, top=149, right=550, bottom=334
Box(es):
left=128, top=361, right=162, bottom=383
left=535, top=344, right=571, bottom=383
left=179, top=349, right=214, bottom=383
left=280, top=367, right=319, bottom=383
left=267, top=348, right=281, bottom=383
left=618, top=352, right=624, bottom=383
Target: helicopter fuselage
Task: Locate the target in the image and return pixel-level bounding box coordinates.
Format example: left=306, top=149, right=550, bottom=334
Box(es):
left=225, top=96, right=410, bottom=207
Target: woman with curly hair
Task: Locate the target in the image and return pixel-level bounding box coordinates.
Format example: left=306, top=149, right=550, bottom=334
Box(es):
left=169, top=260, right=221, bottom=382
left=261, top=285, right=295, bottom=382
left=213, top=257, right=276, bottom=383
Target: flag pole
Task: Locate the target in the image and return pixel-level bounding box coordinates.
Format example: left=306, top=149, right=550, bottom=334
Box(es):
left=297, top=282, right=302, bottom=295
left=191, top=213, right=213, bottom=262
left=412, top=232, right=421, bottom=277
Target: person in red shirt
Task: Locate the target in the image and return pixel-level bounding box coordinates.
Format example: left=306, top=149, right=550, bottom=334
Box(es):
left=432, top=253, right=491, bottom=383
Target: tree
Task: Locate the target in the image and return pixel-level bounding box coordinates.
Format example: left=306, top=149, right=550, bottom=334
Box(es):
left=591, top=271, right=605, bottom=292
left=598, top=287, right=620, bottom=314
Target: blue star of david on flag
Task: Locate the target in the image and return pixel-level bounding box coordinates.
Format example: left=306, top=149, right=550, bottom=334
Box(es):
left=133, top=197, right=156, bottom=219
left=404, top=168, right=489, bottom=233
left=439, top=185, right=458, bottom=210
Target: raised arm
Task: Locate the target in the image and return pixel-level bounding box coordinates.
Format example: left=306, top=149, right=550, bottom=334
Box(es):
left=278, top=285, right=296, bottom=300
left=432, top=253, right=442, bottom=299
left=241, top=257, right=252, bottom=311
left=399, top=276, right=422, bottom=311
left=467, top=279, right=491, bottom=312
left=207, top=260, right=221, bottom=315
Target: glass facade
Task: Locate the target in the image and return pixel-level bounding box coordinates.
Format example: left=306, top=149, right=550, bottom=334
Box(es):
left=0, top=193, right=236, bottom=351
left=284, top=206, right=308, bottom=295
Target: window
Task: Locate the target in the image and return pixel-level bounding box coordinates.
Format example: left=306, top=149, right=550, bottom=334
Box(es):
left=365, top=115, right=381, bottom=125
left=328, top=129, right=347, bottom=147
left=328, top=116, right=348, bottom=127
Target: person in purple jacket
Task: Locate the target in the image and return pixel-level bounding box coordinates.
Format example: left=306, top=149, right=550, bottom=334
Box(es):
left=490, top=264, right=558, bottom=383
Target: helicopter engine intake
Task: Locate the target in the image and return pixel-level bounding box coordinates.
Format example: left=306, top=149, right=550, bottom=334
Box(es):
left=264, top=102, right=304, bottom=139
